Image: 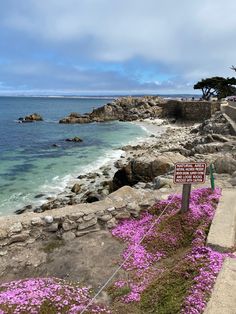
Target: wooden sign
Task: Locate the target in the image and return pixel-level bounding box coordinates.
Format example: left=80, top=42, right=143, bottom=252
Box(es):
left=173, top=162, right=207, bottom=213
left=174, top=162, right=207, bottom=184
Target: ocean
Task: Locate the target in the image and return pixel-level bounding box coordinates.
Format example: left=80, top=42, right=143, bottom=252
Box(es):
left=0, top=96, right=150, bottom=215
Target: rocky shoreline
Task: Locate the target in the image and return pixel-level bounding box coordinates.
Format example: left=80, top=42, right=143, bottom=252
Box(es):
left=15, top=107, right=236, bottom=216
left=1, top=98, right=236, bottom=287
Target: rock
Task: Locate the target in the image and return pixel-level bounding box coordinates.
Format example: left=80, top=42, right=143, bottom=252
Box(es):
left=9, top=232, right=29, bottom=244
left=44, top=216, right=54, bottom=224
left=9, top=222, right=23, bottom=235
left=112, top=152, right=187, bottom=190
left=214, top=156, right=236, bottom=175
left=15, top=204, right=32, bottom=215
left=52, top=144, right=60, bottom=147
left=84, top=192, right=102, bottom=203
left=98, top=214, right=113, bottom=222
left=45, top=223, right=58, bottom=232
left=83, top=213, right=95, bottom=221
left=76, top=227, right=100, bottom=237
left=107, top=218, right=117, bottom=229
left=77, top=217, right=97, bottom=230
left=0, top=229, right=8, bottom=240
left=31, top=217, right=43, bottom=226
left=62, top=220, right=77, bottom=231
left=59, top=97, right=163, bottom=124
left=0, top=250, right=8, bottom=256
left=62, top=231, right=76, bottom=241
left=19, top=113, right=43, bottom=122
left=115, top=211, right=131, bottom=220
left=65, top=136, right=83, bottom=142
left=34, top=194, right=45, bottom=199
left=71, top=183, right=81, bottom=194
left=229, top=177, right=236, bottom=186
left=212, top=134, right=229, bottom=142
left=152, top=177, right=173, bottom=189
left=68, top=212, right=85, bottom=220
left=232, top=171, right=236, bottom=178
left=106, top=207, right=116, bottom=212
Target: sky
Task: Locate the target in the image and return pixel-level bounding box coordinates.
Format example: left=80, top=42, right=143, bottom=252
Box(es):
left=0, top=0, right=235, bottom=95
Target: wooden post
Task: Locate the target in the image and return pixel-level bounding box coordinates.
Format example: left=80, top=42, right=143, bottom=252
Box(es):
left=181, top=184, right=191, bottom=213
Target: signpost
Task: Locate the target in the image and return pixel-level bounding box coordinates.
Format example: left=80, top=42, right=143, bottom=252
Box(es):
left=174, top=162, right=207, bottom=213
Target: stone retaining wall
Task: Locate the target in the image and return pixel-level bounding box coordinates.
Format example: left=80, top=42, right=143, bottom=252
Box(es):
left=224, top=104, right=236, bottom=122
left=0, top=186, right=161, bottom=252
left=159, top=100, right=220, bottom=121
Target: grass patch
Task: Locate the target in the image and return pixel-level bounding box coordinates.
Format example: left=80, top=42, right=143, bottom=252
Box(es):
left=140, top=256, right=198, bottom=314
left=41, top=239, right=65, bottom=254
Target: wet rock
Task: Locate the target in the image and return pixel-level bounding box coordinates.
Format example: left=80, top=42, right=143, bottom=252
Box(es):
left=65, top=136, right=83, bottom=142
left=15, top=204, right=33, bottom=215
left=19, top=113, right=43, bottom=122
left=84, top=192, right=102, bottom=203
left=71, top=183, right=81, bottom=194
left=34, top=194, right=45, bottom=199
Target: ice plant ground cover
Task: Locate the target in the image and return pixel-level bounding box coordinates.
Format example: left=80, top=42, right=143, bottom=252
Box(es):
left=0, top=188, right=231, bottom=314
left=109, top=187, right=232, bottom=314
left=0, top=278, right=111, bottom=314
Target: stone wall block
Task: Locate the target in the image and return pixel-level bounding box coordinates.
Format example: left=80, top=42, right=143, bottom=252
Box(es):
left=68, top=212, right=85, bottom=220
left=98, top=214, right=113, bottom=222
left=77, top=217, right=97, bottom=230
left=83, top=213, right=95, bottom=221
left=62, top=219, right=77, bottom=231
left=45, top=223, right=58, bottom=232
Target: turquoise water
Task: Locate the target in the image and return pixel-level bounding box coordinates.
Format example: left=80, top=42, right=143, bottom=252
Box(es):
left=0, top=97, right=148, bottom=215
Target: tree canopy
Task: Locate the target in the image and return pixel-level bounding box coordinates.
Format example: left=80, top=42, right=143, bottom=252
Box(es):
left=193, top=76, right=236, bottom=100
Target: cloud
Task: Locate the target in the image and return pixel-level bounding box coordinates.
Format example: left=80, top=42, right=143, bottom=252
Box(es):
left=0, top=0, right=235, bottom=93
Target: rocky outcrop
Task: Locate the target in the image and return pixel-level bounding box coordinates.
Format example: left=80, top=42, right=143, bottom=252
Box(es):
left=191, top=111, right=232, bottom=135
left=18, top=113, right=43, bottom=122
left=59, top=96, right=164, bottom=123
left=214, top=155, right=236, bottom=175
left=112, top=152, right=188, bottom=190
left=65, top=136, right=83, bottom=142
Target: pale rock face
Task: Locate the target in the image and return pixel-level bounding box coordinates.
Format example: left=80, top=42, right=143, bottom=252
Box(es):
left=9, top=222, right=23, bottom=234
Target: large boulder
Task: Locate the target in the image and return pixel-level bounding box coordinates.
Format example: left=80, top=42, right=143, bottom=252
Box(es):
left=112, top=152, right=187, bottom=190
left=214, top=155, right=236, bottom=175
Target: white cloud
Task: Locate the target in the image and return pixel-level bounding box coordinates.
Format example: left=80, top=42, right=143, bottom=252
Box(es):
left=0, top=0, right=235, bottom=92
